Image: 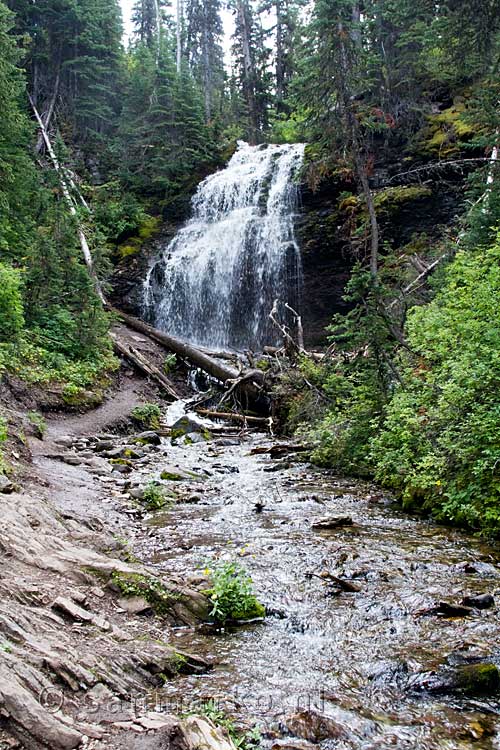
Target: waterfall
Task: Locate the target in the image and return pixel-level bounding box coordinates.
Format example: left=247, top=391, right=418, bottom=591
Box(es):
left=143, top=141, right=305, bottom=351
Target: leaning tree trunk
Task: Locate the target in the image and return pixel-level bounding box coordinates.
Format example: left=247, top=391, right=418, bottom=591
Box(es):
left=112, top=308, right=267, bottom=405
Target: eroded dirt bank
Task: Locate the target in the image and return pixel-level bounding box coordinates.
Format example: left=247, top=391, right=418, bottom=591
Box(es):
left=1, top=377, right=500, bottom=750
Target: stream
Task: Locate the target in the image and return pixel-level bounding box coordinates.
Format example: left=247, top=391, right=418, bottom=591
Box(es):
left=118, top=407, right=500, bottom=750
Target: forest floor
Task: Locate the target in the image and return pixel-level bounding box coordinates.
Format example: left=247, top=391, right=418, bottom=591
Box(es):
left=1, top=347, right=500, bottom=750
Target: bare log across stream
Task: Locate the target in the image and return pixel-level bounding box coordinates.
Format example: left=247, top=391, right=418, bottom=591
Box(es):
left=110, top=307, right=268, bottom=407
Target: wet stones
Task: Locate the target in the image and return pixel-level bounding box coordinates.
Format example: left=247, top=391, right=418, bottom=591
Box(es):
left=411, top=663, right=500, bottom=697
left=461, top=593, right=495, bottom=609
left=131, top=431, right=162, bottom=446
left=311, top=516, right=354, bottom=530
left=284, top=710, right=346, bottom=742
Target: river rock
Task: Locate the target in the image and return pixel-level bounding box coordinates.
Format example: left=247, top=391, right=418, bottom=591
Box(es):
left=171, top=415, right=210, bottom=439
left=461, top=593, right=495, bottom=609
left=0, top=474, right=15, bottom=493
left=311, top=516, right=353, bottom=530
left=272, top=740, right=319, bottom=750
left=285, top=710, right=346, bottom=742
left=214, top=438, right=241, bottom=446
left=94, top=439, right=115, bottom=452
left=132, top=431, right=162, bottom=446
left=411, top=663, right=500, bottom=696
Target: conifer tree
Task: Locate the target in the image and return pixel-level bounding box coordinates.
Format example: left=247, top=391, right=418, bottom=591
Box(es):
left=185, top=0, right=224, bottom=121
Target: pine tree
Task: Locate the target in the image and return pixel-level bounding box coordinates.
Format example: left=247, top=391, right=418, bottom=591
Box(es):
left=230, top=0, right=271, bottom=142
left=185, top=0, right=224, bottom=121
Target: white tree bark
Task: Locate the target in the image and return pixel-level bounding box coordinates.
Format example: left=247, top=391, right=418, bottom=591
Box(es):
left=29, top=95, right=105, bottom=304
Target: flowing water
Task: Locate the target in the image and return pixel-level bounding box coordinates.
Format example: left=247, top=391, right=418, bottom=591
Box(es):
left=143, top=142, right=304, bottom=350
left=127, top=422, right=500, bottom=750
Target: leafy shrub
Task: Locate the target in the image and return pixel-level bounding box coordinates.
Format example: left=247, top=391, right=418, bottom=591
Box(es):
left=204, top=562, right=265, bottom=624
left=142, top=481, right=172, bottom=510
left=131, top=403, right=162, bottom=429
left=372, top=237, right=500, bottom=532
left=163, top=354, right=177, bottom=374
left=0, top=263, right=24, bottom=341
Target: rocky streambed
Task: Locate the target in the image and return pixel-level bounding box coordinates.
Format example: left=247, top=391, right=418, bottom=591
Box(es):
left=1, top=392, right=500, bottom=750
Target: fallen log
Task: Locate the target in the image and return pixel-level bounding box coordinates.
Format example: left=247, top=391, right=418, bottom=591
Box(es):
left=110, top=308, right=267, bottom=407
left=195, top=408, right=271, bottom=426
left=110, top=333, right=180, bottom=400
left=250, top=443, right=310, bottom=458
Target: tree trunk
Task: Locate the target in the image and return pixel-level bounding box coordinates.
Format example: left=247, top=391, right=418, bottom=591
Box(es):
left=337, top=20, right=379, bottom=277
left=111, top=308, right=267, bottom=405
left=29, top=95, right=105, bottom=303
left=176, top=0, right=183, bottom=73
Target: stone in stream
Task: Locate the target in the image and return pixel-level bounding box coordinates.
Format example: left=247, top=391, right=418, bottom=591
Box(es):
left=171, top=415, right=212, bottom=442
left=461, top=593, right=495, bottom=609
left=94, top=439, right=115, bottom=452
left=416, top=601, right=474, bottom=618
left=131, top=430, right=162, bottom=446
left=285, top=710, right=346, bottom=742
left=411, top=663, right=500, bottom=697
left=311, top=516, right=354, bottom=530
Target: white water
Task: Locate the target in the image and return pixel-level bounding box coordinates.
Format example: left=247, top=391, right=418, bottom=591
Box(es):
left=143, top=141, right=305, bottom=350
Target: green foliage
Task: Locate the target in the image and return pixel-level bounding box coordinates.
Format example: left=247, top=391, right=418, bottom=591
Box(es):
left=204, top=561, right=265, bottom=624
left=27, top=411, right=46, bottom=439
left=142, top=481, right=173, bottom=510
left=163, top=354, right=177, bottom=374
left=372, top=237, right=500, bottom=532
left=309, top=269, right=396, bottom=475
left=131, top=403, right=162, bottom=429
left=110, top=571, right=178, bottom=615
left=0, top=263, right=24, bottom=341
left=197, top=700, right=262, bottom=750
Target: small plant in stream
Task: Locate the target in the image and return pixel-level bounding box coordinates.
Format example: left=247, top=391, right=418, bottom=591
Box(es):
left=142, top=481, right=172, bottom=510
left=130, top=402, right=162, bottom=429
left=204, top=561, right=265, bottom=624
left=196, top=700, right=262, bottom=750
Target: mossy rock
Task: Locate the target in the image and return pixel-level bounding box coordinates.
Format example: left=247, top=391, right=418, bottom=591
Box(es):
left=453, top=664, right=500, bottom=696
left=373, top=185, right=433, bottom=213
left=418, top=102, right=477, bottom=156
left=110, top=571, right=178, bottom=616
left=231, top=598, right=266, bottom=622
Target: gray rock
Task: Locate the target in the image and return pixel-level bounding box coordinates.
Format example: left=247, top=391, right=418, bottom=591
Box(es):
left=94, top=439, right=115, bottom=452
left=132, top=431, right=162, bottom=446
left=311, top=516, right=354, bottom=530
left=117, top=596, right=153, bottom=615
left=461, top=593, right=495, bottom=609
left=129, top=487, right=145, bottom=500
left=214, top=438, right=241, bottom=447
left=171, top=415, right=208, bottom=437
left=0, top=474, right=15, bottom=493
left=54, top=435, right=74, bottom=448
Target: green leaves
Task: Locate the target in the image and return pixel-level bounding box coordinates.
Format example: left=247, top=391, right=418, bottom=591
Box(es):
left=204, top=561, right=265, bottom=624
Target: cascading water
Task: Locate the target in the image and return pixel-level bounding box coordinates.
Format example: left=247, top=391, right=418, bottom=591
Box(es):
left=143, top=141, right=305, bottom=350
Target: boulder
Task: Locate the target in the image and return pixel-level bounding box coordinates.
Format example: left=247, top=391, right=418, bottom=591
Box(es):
left=132, top=431, right=162, bottom=446
left=285, top=710, right=346, bottom=742
left=411, top=663, right=500, bottom=697
left=0, top=474, right=15, bottom=494
left=311, top=516, right=353, bottom=530
left=171, top=415, right=210, bottom=441
left=461, top=593, right=495, bottom=610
